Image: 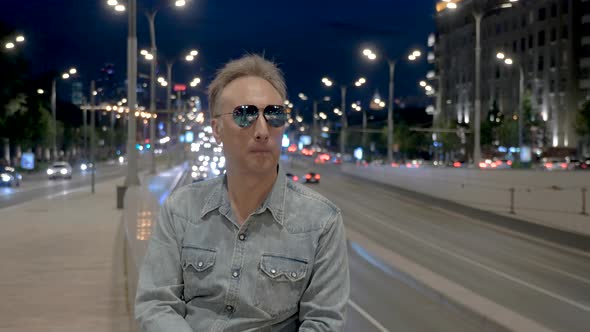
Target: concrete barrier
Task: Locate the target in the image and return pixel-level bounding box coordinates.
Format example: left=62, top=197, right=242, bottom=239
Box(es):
left=122, top=164, right=187, bottom=330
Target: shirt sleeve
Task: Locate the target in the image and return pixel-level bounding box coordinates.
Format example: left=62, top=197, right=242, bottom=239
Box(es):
left=135, top=197, right=194, bottom=332
left=298, top=210, right=350, bottom=331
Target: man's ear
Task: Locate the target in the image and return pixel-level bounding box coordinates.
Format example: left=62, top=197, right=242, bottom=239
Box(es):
left=211, top=118, right=223, bottom=144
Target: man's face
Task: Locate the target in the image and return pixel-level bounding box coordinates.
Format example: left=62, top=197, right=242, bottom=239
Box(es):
left=212, top=76, right=285, bottom=177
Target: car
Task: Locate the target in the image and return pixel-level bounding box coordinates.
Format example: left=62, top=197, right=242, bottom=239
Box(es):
left=449, top=160, right=467, bottom=168
left=405, top=159, right=422, bottom=169
left=0, top=166, right=22, bottom=187
left=568, top=158, right=590, bottom=170
left=304, top=172, right=320, bottom=184
left=541, top=158, right=570, bottom=171
left=79, top=161, right=95, bottom=172
left=286, top=172, right=299, bottom=182
left=47, top=162, right=73, bottom=179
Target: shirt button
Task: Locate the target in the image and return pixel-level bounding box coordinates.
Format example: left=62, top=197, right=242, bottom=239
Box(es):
left=291, top=272, right=297, bottom=278
left=270, top=269, right=277, bottom=275
left=197, top=261, right=204, bottom=267
left=232, top=271, right=239, bottom=278
left=226, top=305, right=234, bottom=313
left=238, top=234, right=246, bottom=241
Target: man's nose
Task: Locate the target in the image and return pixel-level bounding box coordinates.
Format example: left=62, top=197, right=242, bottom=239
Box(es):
left=253, top=111, right=270, bottom=141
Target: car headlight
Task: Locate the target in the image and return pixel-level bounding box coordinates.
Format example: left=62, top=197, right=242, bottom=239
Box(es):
left=191, top=172, right=198, bottom=178
left=47, top=169, right=54, bottom=175
left=60, top=169, right=68, bottom=175
left=81, top=164, right=87, bottom=171
left=1, top=174, right=10, bottom=182
left=118, top=156, right=125, bottom=163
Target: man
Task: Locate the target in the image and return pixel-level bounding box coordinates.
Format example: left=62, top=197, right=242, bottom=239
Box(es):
left=135, top=54, right=349, bottom=331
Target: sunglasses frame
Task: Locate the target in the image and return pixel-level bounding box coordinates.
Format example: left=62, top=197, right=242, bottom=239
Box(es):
left=215, top=104, right=288, bottom=128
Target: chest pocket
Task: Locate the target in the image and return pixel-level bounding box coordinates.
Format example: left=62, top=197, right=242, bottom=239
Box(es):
left=255, top=254, right=309, bottom=317
left=181, top=246, right=216, bottom=302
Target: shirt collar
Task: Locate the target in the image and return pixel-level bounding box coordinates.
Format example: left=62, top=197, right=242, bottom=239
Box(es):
left=200, top=165, right=287, bottom=226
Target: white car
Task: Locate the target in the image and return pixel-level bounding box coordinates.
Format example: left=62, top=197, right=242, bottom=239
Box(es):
left=47, top=162, right=73, bottom=179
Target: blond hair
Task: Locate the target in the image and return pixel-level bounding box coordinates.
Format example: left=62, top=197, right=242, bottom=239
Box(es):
left=207, top=54, right=287, bottom=117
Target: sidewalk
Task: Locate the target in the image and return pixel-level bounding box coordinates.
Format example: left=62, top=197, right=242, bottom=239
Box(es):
left=0, top=177, right=132, bottom=332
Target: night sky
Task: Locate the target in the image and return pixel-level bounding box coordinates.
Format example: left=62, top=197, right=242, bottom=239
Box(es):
left=1, top=0, right=436, bottom=119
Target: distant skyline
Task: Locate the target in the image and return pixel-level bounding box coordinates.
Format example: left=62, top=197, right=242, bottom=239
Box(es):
left=1, top=0, right=437, bottom=117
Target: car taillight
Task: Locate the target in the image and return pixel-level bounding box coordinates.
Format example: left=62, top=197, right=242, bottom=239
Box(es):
left=507, top=160, right=513, bottom=166
left=496, top=161, right=503, bottom=165
left=406, top=163, right=412, bottom=168
left=491, top=162, right=497, bottom=168
left=453, top=162, right=461, bottom=168
left=560, top=163, right=567, bottom=169
left=315, top=174, right=320, bottom=180
left=545, top=163, right=553, bottom=169
left=479, top=162, right=487, bottom=168
left=305, top=174, right=311, bottom=180
left=391, top=162, right=399, bottom=167
left=293, top=176, right=299, bottom=182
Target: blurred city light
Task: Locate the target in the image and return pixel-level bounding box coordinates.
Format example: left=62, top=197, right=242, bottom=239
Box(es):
left=15, top=36, right=25, bottom=43
left=37, top=89, right=44, bottom=94
left=115, top=4, right=125, bottom=11
left=5, top=42, right=14, bottom=49
left=107, top=0, right=118, bottom=6
left=62, top=73, right=70, bottom=79
left=190, top=50, right=198, bottom=56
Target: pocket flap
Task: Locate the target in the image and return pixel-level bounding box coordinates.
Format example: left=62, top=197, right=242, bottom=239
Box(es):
left=260, top=254, right=308, bottom=282
left=182, top=246, right=216, bottom=272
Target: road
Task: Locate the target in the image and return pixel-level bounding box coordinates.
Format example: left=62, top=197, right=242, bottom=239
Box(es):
left=0, top=157, right=152, bottom=210
left=286, top=161, right=590, bottom=332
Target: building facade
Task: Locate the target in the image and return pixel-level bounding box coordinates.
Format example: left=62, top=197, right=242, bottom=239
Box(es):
left=434, top=0, right=590, bottom=151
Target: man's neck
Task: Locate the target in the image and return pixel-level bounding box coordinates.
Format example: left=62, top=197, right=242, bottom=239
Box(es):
left=226, top=168, right=277, bottom=226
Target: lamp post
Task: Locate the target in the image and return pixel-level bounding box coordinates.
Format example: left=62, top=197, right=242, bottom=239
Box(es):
left=107, top=0, right=188, bottom=184
left=496, top=52, right=525, bottom=158
left=50, top=67, right=78, bottom=161
left=444, top=0, right=519, bottom=164
left=159, top=50, right=198, bottom=167
left=321, top=77, right=366, bottom=155
left=363, top=48, right=422, bottom=163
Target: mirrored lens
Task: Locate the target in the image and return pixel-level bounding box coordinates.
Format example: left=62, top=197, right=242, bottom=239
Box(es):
left=232, top=105, right=259, bottom=127
left=264, top=105, right=287, bottom=127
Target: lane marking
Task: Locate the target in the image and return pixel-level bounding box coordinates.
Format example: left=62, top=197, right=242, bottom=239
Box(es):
left=339, top=169, right=590, bottom=259
left=333, top=180, right=590, bottom=286
left=355, top=205, right=590, bottom=313
left=348, top=299, right=390, bottom=332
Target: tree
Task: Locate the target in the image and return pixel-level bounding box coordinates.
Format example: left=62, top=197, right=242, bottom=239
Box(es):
left=575, top=100, right=590, bottom=137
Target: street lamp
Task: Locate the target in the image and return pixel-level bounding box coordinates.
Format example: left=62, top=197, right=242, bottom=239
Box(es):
left=162, top=49, right=199, bottom=167
left=322, top=76, right=367, bottom=155
left=107, top=0, right=189, bottom=182
left=362, top=47, right=422, bottom=163
left=446, top=0, right=518, bottom=164
left=50, top=67, right=78, bottom=160
left=496, top=51, right=524, bottom=160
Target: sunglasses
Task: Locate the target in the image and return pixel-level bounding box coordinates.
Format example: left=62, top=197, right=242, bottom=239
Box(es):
left=216, top=105, right=288, bottom=128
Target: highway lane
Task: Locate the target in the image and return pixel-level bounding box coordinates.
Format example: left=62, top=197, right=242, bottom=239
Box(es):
left=0, top=156, right=158, bottom=210
left=290, top=162, right=590, bottom=332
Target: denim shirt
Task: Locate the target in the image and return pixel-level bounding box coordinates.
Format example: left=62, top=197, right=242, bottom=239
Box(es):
left=135, top=167, right=350, bottom=332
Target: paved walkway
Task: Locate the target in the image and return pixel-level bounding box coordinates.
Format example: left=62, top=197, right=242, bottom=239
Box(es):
left=0, top=177, right=132, bottom=332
